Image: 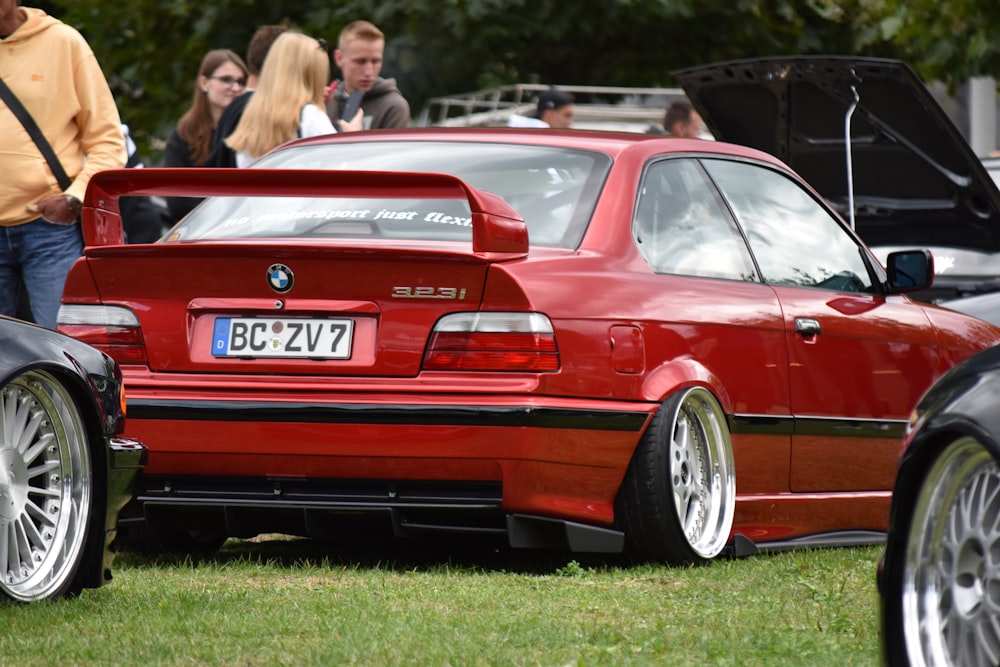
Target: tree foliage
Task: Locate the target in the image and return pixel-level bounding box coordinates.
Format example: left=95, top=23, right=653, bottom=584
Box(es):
left=34, top=0, right=1000, bottom=162
left=871, top=0, right=1000, bottom=86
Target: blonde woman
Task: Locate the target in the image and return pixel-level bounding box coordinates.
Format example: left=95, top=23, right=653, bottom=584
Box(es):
left=226, top=32, right=361, bottom=167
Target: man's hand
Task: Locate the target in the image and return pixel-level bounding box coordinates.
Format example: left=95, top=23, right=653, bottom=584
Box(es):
left=28, top=195, right=79, bottom=224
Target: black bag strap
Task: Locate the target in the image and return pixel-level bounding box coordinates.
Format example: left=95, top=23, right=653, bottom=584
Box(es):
left=0, top=76, right=73, bottom=190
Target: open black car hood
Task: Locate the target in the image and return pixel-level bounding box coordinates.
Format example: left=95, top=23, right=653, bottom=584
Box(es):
left=675, top=57, right=1000, bottom=265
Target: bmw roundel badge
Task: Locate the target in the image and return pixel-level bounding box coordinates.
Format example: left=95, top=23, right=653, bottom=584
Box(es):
left=266, top=264, right=294, bottom=293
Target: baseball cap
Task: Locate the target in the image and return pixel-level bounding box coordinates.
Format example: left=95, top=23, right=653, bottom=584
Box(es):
left=536, top=89, right=574, bottom=118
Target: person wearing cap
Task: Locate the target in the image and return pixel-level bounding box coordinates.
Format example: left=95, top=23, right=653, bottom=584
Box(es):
left=507, top=88, right=575, bottom=129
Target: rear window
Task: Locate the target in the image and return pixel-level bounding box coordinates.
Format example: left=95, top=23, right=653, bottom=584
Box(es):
left=167, top=141, right=611, bottom=248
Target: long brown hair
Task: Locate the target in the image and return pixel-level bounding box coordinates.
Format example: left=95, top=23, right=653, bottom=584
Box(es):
left=177, top=49, right=247, bottom=165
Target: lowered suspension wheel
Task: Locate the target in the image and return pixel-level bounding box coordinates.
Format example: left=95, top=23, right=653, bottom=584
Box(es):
left=884, top=436, right=1000, bottom=666
left=0, top=370, right=92, bottom=602
left=616, top=386, right=736, bottom=565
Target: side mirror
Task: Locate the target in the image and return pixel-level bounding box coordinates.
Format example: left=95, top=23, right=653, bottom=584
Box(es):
left=886, top=249, right=934, bottom=293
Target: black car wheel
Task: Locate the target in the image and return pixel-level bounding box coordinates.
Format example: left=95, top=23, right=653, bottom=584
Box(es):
left=617, top=387, right=736, bottom=565
left=0, top=371, right=93, bottom=602
left=883, top=436, right=1000, bottom=666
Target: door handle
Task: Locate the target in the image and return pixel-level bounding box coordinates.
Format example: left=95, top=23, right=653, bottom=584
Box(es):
left=794, top=317, right=821, bottom=336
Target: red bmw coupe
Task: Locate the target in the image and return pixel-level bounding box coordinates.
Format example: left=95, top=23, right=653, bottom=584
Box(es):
left=57, top=118, right=1000, bottom=563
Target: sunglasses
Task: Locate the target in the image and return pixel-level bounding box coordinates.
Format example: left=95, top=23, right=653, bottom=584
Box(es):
left=316, top=37, right=328, bottom=52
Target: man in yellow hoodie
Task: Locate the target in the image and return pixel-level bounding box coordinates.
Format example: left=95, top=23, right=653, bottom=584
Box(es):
left=0, top=1, right=125, bottom=328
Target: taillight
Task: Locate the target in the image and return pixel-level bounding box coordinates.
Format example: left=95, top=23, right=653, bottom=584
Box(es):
left=423, top=312, right=559, bottom=372
left=56, top=305, right=147, bottom=365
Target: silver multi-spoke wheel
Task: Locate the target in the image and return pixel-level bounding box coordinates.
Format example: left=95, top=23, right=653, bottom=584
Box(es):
left=668, top=388, right=735, bottom=560
left=902, top=437, right=1000, bottom=666
left=617, top=386, right=736, bottom=565
left=0, top=371, right=92, bottom=602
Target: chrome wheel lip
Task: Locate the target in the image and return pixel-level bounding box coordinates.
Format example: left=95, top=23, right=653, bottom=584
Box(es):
left=0, top=371, right=91, bottom=602
left=902, top=437, right=1000, bottom=667
left=669, top=387, right=736, bottom=559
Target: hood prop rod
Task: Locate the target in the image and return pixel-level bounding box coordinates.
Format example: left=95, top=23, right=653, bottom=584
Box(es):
left=845, top=80, right=859, bottom=230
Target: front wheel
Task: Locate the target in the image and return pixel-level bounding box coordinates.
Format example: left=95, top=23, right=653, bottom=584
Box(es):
left=616, top=387, right=736, bottom=565
left=882, top=436, right=1000, bottom=666
left=0, top=371, right=93, bottom=602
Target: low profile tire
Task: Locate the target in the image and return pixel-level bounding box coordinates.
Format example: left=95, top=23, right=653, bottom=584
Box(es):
left=883, top=436, right=1000, bottom=666
left=616, top=387, right=735, bottom=565
left=0, top=371, right=93, bottom=602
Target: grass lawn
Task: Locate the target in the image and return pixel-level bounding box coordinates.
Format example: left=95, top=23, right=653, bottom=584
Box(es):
left=0, top=536, right=883, bottom=666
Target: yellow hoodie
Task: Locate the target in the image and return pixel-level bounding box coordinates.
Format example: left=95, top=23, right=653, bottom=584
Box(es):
left=0, top=7, right=125, bottom=226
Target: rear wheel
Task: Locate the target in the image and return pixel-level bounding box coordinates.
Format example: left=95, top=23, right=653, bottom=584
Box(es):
left=883, top=436, right=1000, bottom=666
left=0, top=371, right=92, bottom=602
left=616, top=387, right=735, bottom=565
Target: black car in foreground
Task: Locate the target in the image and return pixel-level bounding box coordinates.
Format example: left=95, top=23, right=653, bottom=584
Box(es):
left=0, top=316, right=145, bottom=602
left=879, top=344, right=1000, bottom=666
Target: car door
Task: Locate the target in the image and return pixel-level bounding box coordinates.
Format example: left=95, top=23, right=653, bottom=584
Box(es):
left=703, top=158, right=943, bottom=493
left=632, top=157, right=793, bottom=496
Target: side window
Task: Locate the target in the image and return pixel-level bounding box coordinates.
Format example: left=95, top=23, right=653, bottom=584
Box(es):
left=703, top=159, right=875, bottom=293
left=633, top=159, right=759, bottom=281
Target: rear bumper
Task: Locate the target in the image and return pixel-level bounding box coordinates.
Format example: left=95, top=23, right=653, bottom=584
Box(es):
left=124, top=393, right=655, bottom=531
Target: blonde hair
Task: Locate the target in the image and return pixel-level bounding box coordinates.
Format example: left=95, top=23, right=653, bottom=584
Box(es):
left=178, top=49, right=247, bottom=165
left=225, top=32, right=330, bottom=160
left=337, top=20, right=384, bottom=50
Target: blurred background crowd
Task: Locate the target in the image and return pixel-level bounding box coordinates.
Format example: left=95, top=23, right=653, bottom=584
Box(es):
left=33, top=0, right=1000, bottom=166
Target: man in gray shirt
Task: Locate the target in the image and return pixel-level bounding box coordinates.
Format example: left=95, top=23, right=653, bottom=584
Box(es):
left=326, top=20, right=410, bottom=130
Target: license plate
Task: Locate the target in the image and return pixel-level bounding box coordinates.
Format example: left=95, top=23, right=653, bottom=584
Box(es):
left=211, top=317, right=353, bottom=358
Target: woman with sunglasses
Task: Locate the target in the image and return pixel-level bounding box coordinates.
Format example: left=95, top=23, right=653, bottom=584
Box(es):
left=226, top=32, right=362, bottom=168
left=163, top=49, right=248, bottom=222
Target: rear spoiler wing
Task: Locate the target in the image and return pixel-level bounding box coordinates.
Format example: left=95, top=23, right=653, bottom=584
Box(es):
left=84, top=168, right=529, bottom=256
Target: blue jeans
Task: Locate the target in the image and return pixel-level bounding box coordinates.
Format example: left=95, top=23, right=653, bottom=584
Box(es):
left=0, top=218, right=84, bottom=329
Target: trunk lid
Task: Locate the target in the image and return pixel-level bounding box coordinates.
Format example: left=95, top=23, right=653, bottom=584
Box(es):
left=70, top=168, right=528, bottom=376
